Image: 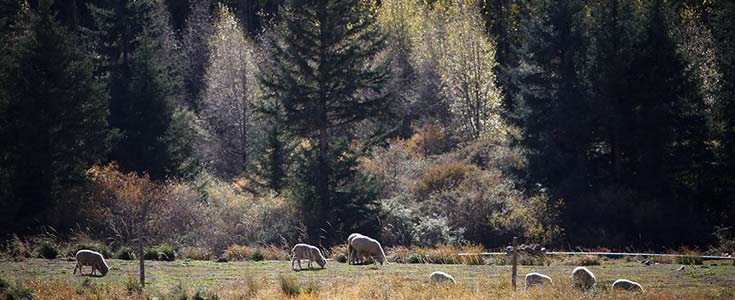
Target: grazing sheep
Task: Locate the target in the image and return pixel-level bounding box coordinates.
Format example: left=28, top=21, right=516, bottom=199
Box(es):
left=612, top=279, right=643, bottom=292
left=74, top=250, right=109, bottom=277
left=524, top=272, right=553, bottom=290
left=350, top=235, right=386, bottom=265
left=347, top=233, right=365, bottom=265
left=571, top=266, right=596, bottom=290
left=430, top=271, right=456, bottom=284
left=291, top=243, right=327, bottom=271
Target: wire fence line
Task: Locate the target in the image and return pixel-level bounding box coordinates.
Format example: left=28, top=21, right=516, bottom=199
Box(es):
left=456, top=251, right=734, bottom=260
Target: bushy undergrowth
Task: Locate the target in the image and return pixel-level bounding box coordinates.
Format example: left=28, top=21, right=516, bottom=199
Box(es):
left=144, top=244, right=176, bottom=261
left=387, top=244, right=486, bottom=265
left=180, top=247, right=212, bottom=261
left=223, top=245, right=288, bottom=261
left=363, top=134, right=563, bottom=248
left=33, top=240, right=59, bottom=259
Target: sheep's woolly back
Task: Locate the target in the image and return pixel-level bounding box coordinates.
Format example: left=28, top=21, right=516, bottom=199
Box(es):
left=291, top=243, right=327, bottom=268
left=525, top=272, right=552, bottom=289
left=612, top=279, right=643, bottom=292
left=430, top=271, right=456, bottom=284
left=75, top=250, right=109, bottom=276
left=350, top=236, right=386, bottom=264
left=347, top=233, right=364, bottom=264
left=571, top=267, right=596, bottom=290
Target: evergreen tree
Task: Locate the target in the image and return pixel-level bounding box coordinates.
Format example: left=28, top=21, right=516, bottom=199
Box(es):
left=90, top=0, right=196, bottom=179
left=510, top=0, right=588, bottom=235
left=0, top=0, right=110, bottom=229
left=259, top=0, right=389, bottom=243
left=710, top=1, right=735, bottom=228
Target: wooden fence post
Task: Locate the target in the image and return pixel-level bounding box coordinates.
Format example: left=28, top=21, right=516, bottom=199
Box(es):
left=512, top=237, right=518, bottom=291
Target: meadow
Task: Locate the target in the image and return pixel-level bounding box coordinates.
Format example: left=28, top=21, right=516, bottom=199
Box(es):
left=1, top=256, right=733, bottom=300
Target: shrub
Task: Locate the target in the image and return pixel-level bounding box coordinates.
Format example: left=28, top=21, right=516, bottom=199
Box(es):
left=145, top=244, right=177, bottom=261
left=180, top=247, right=212, bottom=261
left=676, top=255, right=704, bottom=265
left=676, top=248, right=704, bottom=265
left=115, top=247, right=136, bottom=260
left=167, top=282, right=189, bottom=300
left=65, top=241, right=112, bottom=259
left=425, top=244, right=462, bottom=264
left=250, top=249, right=265, bottom=261
left=7, top=235, right=30, bottom=260
left=303, top=281, right=319, bottom=295
left=413, top=161, right=476, bottom=199
left=34, top=240, right=59, bottom=259
left=242, top=277, right=260, bottom=296
left=279, top=275, right=301, bottom=297
left=259, top=245, right=290, bottom=261
left=0, top=276, right=9, bottom=293
left=458, top=244, right=485, bottom=265
left=223, top=245, right=255, bottom=261
left=124, top=276, right=141, bottom=294
left=387, top=246, right=411, bottom=263
left=563, top=255, right=601, bottom=266
left=329, top=244, right=349, bottom=263
left=5, top=286, right=35, bottom=300
left=144, top=247, right=160, bottom=261
left=193, top=288, right=219, bottom=300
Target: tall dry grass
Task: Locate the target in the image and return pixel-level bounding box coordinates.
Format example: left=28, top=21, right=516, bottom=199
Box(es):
left=18, top=274, right=723, bottom=300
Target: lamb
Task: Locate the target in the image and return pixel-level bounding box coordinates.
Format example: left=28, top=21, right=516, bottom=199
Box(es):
left=524, top=272, right=553, bottom=290
left=430, top=271, right=456, bottom=284
left=571, top=266, right=596, bottom=290
left=612, top=279, right=644, bottom=292
left=347, top=233, right=365, bottom=265
left=291, top=243, right=327, bottom=271
left=73, top=250, right=109, bottom=277
left=349, top=235, right=386, bottom=265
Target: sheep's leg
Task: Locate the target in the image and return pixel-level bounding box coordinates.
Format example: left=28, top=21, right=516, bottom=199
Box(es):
left=74, top=263, right=79, bottom=275
left=297, top=258, right=302, bottom=270
left=291, top=256, right=296, bottom=270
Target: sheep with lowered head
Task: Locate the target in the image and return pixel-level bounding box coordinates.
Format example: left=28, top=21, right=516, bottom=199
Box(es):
left=612, top=279, right=644, bottom=292
left=350, top=235, right=386, bottom=265
left=430, top=271, right=456, bottom=284
left=74, top=250, right=109, bottom=277
left=525, top=272, right=553, bottom=290
left=347, top=233, right=365, bottom=265
left=291, top=243, right=327, bottom=270
left=571, top=266, right=596, bottom=290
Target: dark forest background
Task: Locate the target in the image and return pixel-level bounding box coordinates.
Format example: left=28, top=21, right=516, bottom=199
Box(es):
left=1, top=0, right=734, bottom=253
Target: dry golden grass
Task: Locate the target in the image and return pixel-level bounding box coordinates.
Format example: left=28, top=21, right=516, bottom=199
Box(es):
left=18, top=274, right=727, bottom=300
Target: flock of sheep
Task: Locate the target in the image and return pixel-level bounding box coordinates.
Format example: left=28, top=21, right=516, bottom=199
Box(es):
left=71, top=233, right=644, bottom=293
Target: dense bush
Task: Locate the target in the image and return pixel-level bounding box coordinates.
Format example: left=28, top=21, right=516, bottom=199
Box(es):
left=180, top=247, right=212, bottom=261
left=144, top=244, right=176, bottom=261
left=34, top=240, right=59, bottom=259
left=364, top=133, right=563, bottom=248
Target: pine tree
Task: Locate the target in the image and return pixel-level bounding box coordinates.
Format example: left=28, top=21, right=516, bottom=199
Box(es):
left=90, top=0, right=196, bottom=179
left=0, top=0, right=110, bottom=229
left=510, top=0, right=588, bottom=230
left=709, top=1, right=735, bottom=228
left=259, top=0, right=389, bottom=243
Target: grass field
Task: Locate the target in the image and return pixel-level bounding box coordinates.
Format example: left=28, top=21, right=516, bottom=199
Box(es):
left=1, top=257, right=734, bottom=299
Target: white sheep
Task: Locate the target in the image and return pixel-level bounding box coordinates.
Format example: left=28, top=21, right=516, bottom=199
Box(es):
left=350, top=235, right=386, bottom=265
left=291, top=243, right=327, bottom=270
left=612, top=279, right=644, bottom=292
left=347, top=233, right=365, bottom=265
left=430, top=271, right=456, bottom=284
left=524, top=272, right=553, bottom=290
left=73, top=250, right=109, bottom=277
left=571, top=266, right=596, bottom=290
